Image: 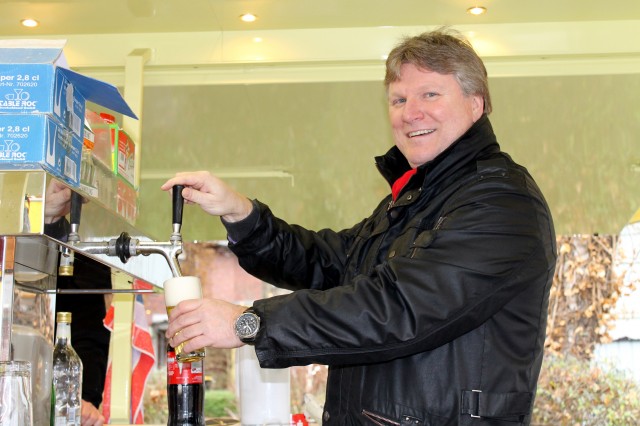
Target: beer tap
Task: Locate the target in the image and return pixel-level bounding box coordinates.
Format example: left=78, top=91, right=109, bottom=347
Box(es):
left=108, top=184, right=185, bottom=277
left=58, top=190, right=84, bottom=276
left=63, top=185, right=186, bottom=278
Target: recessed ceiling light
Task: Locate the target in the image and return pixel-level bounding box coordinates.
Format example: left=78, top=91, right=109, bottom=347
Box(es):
left=467, top=6, right=487, bottom=16
left=21, top=18, right=39, bottom=28
left=240, top=13, right=257, bottom=23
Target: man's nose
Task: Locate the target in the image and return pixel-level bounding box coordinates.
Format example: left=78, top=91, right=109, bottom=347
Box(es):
left=402, top=98, right=424, bottom=122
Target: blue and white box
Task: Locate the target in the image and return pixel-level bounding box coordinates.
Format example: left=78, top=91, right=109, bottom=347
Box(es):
left=0, top=40, right=137, bottom=140
left=0, top=40, right=137, bottom=186
left=0, top=114, right=82, bottom=185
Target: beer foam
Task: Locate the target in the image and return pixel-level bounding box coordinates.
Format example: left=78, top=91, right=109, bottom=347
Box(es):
left=164, top=276, right=202, bottom=307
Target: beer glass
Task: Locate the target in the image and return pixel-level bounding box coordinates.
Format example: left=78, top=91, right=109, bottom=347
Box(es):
left=0, top=360, right=33, bottom=426
left=164, top=276, right=206, bottom=362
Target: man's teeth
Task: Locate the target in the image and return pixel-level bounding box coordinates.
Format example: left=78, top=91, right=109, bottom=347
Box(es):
left=408, top=129, right=434, bottom=137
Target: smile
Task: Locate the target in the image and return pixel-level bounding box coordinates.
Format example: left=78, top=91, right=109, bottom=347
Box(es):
left=407, top=129, right=434, bottom=138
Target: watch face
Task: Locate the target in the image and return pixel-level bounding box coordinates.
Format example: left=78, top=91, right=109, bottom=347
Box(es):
left=236, top=312, right=260, bottom=339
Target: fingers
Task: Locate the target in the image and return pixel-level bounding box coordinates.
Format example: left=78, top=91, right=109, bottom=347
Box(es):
left=44, top=184, right=72, bottom=222
left=81, top=400, right=105, bottom=426
left=167, top=299, right=201, bottom=331
left=47, top=178, right=68, bottom=194
left=165, top=299, right=246, bottom=349
left=166, top=299, right=202, bottom=344
left=160, top=171, right=252, bottom=219
left=179, top=334, right=209, bottom=355
left=160, top=171, right=211, bottom=191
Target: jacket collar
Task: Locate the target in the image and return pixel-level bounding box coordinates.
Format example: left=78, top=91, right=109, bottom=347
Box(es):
left=375, top=114, right=500, bottom=188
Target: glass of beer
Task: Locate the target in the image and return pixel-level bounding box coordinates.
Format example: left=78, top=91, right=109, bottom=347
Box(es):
left=164, top=276, right=206, bottom=362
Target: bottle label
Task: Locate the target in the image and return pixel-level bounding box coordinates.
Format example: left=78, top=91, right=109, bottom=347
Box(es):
left=167, top=351, right=204, bottom=385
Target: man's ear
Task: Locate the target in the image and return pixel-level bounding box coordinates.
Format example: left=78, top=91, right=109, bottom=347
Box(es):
left=471, top=95, right=484, bottom=120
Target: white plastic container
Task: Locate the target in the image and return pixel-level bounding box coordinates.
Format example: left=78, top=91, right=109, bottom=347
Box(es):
left=236, top=345, right=290, bottom=425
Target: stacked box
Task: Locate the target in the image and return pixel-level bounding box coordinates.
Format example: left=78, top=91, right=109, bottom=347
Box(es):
left=87, top=109, right=137, bottom=188
left=92, top=121, right=136, bottom=187
left=0, top=40, right=137, bottom=187
left=0, top=114, right=82, bottom=185
left=0, top=63, right=85, bottom=139
left=116, top=176, right=139, bottom=223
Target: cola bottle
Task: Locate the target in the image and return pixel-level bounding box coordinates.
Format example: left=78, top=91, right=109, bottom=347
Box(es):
left=167, top=345, right=205, bottom=426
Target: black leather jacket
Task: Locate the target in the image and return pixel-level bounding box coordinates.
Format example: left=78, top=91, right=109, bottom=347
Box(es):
left=226, top=115, right=557, bottom=425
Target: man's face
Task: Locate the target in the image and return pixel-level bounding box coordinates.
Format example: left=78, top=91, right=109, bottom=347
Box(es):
left=388, top=63, right=484, bottom=168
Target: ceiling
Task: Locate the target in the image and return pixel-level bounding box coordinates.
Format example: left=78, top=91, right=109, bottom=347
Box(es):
left=1, top=0, right=640, bottom=87
left=1, top=0, right=639, bottom=36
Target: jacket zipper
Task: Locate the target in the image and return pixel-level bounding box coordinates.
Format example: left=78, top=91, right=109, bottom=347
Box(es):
left=433, top=215, right=447, bottom=230
left=362, top=409, right=401, bottom=426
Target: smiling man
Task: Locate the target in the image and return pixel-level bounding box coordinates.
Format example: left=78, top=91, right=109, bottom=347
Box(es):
left=162, top=28, right=557, bottom=425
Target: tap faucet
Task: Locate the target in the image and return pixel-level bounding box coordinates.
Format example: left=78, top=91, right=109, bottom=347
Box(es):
left=58, top=190, right=84, bottom=276
left=61, top=185, right=186, bottom=278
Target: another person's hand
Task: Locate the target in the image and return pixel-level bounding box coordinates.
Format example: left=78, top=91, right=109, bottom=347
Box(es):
left=160, top=171, right=253, bottom=223
left=80, top=400, right=105, bottom=426
left=165, top=298, right=247, bottom=351
left=44, top=179, right=72, bottom=224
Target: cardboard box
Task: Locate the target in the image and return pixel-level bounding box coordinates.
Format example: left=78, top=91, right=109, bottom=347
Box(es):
left=0, top=40, right=138, bottom=190
left=115, top=128, right=136, bottom=186
left=0, top=39, right=137, bottom=139
left=116, top=177, right=138, bottom=223
left=85, top=109, right=111, bottom=169
left=91, top=116, right=136, bottom=187
left=0, top=114, right=82, bottom=185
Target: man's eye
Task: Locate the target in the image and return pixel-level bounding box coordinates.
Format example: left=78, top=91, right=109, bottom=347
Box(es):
left=391, top=98, right=406, bottom=106
left=424, top=92, right=438, bottom=99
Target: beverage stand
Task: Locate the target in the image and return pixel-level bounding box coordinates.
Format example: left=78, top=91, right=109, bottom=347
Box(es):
left=0, top=169, right=184, bottom=425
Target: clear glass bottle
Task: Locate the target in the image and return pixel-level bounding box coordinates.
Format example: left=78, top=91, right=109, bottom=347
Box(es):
left=52, top=312, right=83, bottom=426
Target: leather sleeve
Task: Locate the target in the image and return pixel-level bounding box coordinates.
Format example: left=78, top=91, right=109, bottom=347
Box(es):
left=231, top=173, right=555, bottom=369
left=227, top=199, right=368, bottom=292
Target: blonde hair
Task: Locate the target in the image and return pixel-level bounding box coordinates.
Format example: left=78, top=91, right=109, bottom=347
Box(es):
left=384, top=27, right=492, bottom=114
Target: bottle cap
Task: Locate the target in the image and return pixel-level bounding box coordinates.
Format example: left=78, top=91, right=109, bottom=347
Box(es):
left=57, top=312, right=72, bottom=323
left=99, top=113, right=116, bottom=124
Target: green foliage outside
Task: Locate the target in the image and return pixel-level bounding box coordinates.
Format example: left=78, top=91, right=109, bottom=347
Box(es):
left=532, top=354, right=640, bottom=425
left=204, top=389, right=237, bottom=418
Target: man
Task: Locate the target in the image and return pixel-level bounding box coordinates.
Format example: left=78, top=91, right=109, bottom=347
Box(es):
left=162, top=28, right=557, bottom=425
left=45, top=180, right=110, bottom=426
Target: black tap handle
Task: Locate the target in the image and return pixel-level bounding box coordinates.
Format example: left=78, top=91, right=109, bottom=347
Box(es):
left=172, top=185, right=184, bottom=226
left=70, top=190, right=83, bottom=227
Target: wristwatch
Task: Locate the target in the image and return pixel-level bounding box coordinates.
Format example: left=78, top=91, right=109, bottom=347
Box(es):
left=234, top=307, right=261, bottom=345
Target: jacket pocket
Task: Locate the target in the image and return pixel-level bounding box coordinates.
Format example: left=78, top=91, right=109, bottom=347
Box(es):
left=362, top=409, right=401, bottom=425
left=362, top=409, right=425, bottom=426
left=410, top=229, right=436, bottom=259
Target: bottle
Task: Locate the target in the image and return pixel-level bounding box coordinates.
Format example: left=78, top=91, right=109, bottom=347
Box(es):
left=167, top=345, right=205, bottom=426
left=52, top=312, right=83, bottom=426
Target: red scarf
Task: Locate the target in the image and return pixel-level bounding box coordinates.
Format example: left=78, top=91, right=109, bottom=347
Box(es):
left=391, top=168, right=417, bottom=201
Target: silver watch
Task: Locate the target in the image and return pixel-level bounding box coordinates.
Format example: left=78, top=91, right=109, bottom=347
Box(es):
left=234, top=308, right=260, bottom=344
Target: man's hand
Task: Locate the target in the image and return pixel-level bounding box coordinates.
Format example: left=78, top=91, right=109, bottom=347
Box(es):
left=44, top=179, right=72, bottom=224
left=160, top=171, right=254, bottom=223
left=165, top=298, right=247, bottom=351
left=81, top=400, right=105, bottom=426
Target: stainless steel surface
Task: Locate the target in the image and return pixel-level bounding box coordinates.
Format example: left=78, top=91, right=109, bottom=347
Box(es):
left=1, top=169, right=178, bottom=425
left=1, top=235, right=56, bottom=426
left=0, top=170, right=178, bottom=287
